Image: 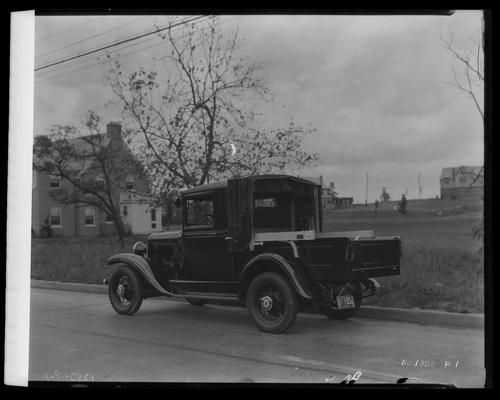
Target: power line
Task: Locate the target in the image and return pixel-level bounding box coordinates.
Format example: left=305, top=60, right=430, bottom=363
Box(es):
left=35, top=16, right=206, bottom=72
left=36, top=15, right=153, bottom=60
left=34, top=16, right=214, bottom=84
left=35, top=16, right=197, bottom=71
left=34, top=16, right=222, bottom=85
left=36, top=19, right=93, bottom=42
left=35, top=16, right=199, bottom=81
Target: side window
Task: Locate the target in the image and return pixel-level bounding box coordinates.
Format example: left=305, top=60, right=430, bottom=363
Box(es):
left=126, top=175, right=135, bottom=190
left=185, top=195, right=214, bottom=227
left=50, top=207, right=62, bottom=227
left=151, top=208, right=157, bottom=229
left=85, top=207, right=96, bottom=226
left=49, top=174, right=61, bottom=188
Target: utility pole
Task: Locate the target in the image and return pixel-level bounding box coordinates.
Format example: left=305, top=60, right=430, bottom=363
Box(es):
left=365, top=172, right=368, bottom=206
left=418, top=172, right=422, bottom=200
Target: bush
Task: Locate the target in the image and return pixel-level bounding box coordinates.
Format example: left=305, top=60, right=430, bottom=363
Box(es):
left=39, top=218, right=54, bottom=238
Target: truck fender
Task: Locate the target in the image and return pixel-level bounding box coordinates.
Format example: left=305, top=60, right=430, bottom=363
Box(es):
left=107, top=253, right=172, bottom=297
left=240, top=253, right=314, bottom=300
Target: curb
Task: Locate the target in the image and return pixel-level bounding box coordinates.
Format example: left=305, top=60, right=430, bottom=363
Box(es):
left=31, top=279, right=484, bottom=330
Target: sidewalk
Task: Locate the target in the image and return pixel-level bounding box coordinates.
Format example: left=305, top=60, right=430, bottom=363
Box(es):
left=31, top=279, right=484, bottom=330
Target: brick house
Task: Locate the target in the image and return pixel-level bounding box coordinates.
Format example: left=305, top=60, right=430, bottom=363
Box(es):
left=32, top=122, right=162, bottom=237
left=440, top=165, right=484, bottom=199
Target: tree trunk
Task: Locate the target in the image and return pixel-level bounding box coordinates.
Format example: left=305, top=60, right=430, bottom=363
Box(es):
left=114, top=214, right=126, bottom=249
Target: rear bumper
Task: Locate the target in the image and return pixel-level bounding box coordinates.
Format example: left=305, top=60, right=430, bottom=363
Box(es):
left=351, top=264, right=400, bottom=280
left=305, top=264, right=400, bottom=283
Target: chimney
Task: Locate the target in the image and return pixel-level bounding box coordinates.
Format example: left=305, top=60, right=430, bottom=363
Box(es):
left=106, top=122, right=122, bottom=142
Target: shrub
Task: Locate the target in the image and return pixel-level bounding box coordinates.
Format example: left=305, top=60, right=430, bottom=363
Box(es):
left=39, top=217, right=54, bottom=238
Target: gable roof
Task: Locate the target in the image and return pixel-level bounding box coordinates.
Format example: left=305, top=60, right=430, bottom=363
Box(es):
left=440, top=165, right=483, bottom=179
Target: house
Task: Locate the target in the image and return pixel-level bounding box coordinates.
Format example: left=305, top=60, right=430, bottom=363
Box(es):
left=333, top=197, right=354, bottom=209
left=300, top=175, right=353, bottom=209
left=301, top=176, right=332, bottom=208
left=32, top=122, right=162, bottom=237
left=440, top=165, right=483, bottom=199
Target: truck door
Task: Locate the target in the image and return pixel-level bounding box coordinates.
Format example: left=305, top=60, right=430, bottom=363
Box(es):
left=181, top=191, right=232, bottom=282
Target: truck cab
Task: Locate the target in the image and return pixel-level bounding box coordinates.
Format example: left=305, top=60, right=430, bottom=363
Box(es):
left=106, top=175, right=401, bottom=333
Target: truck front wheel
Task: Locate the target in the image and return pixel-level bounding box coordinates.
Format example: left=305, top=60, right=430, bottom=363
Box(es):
left=108, top=265, right=144, bottom=315
left=246, top=272, right=298, bottom=334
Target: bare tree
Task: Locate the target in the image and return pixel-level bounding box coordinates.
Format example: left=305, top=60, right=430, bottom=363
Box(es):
left=441, top=12, right=485, bottom=246
left=441, top=11, right=484, bottom=120
left=33, top=111, right=146, bottom=247
left=106, top=17, right=319, bottom=198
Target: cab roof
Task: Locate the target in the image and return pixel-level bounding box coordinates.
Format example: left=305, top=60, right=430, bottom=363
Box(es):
left=180, top=174, right=319, bottom=195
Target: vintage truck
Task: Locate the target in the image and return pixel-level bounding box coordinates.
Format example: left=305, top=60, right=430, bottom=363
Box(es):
left=105, top=175, right=401, bottom=333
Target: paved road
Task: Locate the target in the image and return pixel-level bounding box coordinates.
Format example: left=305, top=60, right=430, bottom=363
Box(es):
left=29, top=288, right=485, bottom=386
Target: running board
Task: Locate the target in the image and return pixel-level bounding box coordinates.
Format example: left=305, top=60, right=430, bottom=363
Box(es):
left=173, top=291, right=239, bottom=301
left=169, top=280, right=239, bottom=300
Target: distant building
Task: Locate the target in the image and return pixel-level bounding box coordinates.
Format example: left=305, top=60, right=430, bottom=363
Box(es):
left=333, top=197, right=354, bottom=209
left=440, top=165, right=483, bottom=199
left=32, top=122, right=162, bottom=237
left=301, top=175, right=352, bottom=209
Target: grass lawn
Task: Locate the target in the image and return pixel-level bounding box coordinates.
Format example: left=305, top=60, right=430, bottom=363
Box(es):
left=31, top=198, right=484, bottom=313
left=323, top=198, right=483, bottom=252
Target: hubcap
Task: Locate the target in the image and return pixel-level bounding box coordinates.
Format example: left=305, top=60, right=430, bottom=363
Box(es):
left=256, top=286, right=285, bottom=322
left=260, top=296, right=273, bottom=311
left=115, top=276, right=130, bottom=305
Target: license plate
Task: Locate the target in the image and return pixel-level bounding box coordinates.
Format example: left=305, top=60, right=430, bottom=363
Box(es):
left=336, top=295, right=355, bottom=309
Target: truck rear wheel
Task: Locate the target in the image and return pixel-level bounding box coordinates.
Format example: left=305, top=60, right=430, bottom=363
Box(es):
left=247, top=272, right=298, bottom=334
left=318, top=283, right=362, bottom=320
left=108, top=265, right=144, bottom=315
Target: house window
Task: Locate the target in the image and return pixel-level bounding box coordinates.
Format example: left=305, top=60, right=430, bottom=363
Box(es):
left=50, top=174, right=61, bottom=188
left=50, top=207, right=62, bottom=227
left=105, top=213, right=114, bottom=223
left=459, top=175, right=467, bottom=183
left=85, top=207, right=96, bottom=226
left=186, top=196, right=214, bottom=227
left=151, top=208, right=157, bottom=229
left=123, top=206, right=128, bottom=216
left=126, top=175, right=135, bottom=190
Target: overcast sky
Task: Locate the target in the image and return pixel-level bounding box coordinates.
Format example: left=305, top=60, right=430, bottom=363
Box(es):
left=34, top=12, right=484, bottom=203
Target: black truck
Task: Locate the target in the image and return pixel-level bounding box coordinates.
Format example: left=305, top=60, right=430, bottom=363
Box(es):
left=105, top=175, right=401, bottom=333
